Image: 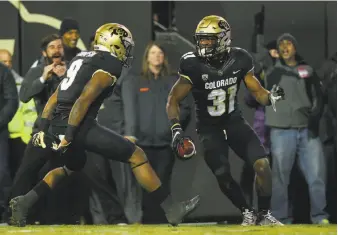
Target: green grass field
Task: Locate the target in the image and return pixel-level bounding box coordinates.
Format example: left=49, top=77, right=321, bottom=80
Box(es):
left=0, top=225, right=336, bottom=235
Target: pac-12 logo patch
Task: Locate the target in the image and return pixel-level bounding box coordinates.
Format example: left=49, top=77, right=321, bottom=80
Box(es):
left=202, top=74, right=209, bottom=82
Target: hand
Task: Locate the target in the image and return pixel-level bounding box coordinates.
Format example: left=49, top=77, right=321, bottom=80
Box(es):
left=124, top=136, right=137, bottom=143
left=52, top=137, right=71, bottom=154
left=42, top=63, right=55, bottom=81
left=32, top=131, right=47, bottom=148
left=269, top=84, right=285, bottom=112
left=53, top=63, right=67, bottom=77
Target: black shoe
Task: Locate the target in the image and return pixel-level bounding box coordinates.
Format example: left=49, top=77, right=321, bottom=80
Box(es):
left=9, top=196, right=29, bottom=227
left=165, top=195, right=200, bottom=226
left=257, top=210, right=284, bottom=226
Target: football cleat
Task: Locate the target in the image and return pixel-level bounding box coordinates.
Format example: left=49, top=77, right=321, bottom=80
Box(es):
left=241, top=209, right=257, bottom=226
left=165, top=195, right=200, bottom=226
left=257, top=210, right=284, bottom=226
left=9, top=196, right=29, bottom=227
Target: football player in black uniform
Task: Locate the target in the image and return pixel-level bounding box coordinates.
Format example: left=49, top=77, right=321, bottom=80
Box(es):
left=167, top=15, right=284, bottom=226
left=9, top=23, right=199, bottom=227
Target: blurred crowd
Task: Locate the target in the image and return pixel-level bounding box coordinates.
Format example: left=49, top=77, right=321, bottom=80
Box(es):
left=0, top=6, right=336, bottom=226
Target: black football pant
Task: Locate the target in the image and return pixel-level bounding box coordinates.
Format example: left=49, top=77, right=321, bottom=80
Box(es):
left=139, top=146, right=175, bottom=224
left=198, top=114, right=267, bottom=210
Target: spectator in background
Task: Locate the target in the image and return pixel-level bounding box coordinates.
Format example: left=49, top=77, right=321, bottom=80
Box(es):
left=59, top=18, right=81, bottom=62
left=318, top=52, right=337, bottom=223
left=265, top=33, right=329, bottom=224
left=240, top=8, right=279, bottom=205
left=83, top=34, right=130, bottom=224
left=5, top=34, right=67, bottom=224
left=125, top=41, right=192, bottom=223
left=0, top=50, right=37, bottom=180
left=85, top=75, right=142, bottom=225
left=0, top=62, right=18, bottom=217
left=30, top=18, right=81, bottom=68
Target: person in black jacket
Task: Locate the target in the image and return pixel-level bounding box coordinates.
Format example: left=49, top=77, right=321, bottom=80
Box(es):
left=0, top=62, right=18, bottom=215
left=318, top=52, right=337, bottom=223
left=129, top=42, right=192, bottom=223
left=85, top=73, right=141, bottom=225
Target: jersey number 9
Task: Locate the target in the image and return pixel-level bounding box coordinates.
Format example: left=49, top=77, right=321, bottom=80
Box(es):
left=60, top=59, right=84, bottom=91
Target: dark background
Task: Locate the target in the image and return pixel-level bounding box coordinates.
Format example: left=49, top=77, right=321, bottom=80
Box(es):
left=0, top=1, right=336, bottom=220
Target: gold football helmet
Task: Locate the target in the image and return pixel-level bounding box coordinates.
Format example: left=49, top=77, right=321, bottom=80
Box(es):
left=194, top=15, right=231, bottom=58
left=94, top=23, right=134, bottom=67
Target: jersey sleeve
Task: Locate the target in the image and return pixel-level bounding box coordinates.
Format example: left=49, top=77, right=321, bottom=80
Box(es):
left=239, top=48, right=255, bottom=75
left=178, top=52, right=197, bottom=85
left=92, top=54, right=123, bottom=84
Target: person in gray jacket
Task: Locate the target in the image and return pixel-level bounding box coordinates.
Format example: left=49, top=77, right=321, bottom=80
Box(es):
left=265, top=33, right=329, bottom=224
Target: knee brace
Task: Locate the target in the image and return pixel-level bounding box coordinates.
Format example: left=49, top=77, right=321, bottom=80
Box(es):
left=253, top=158, right=270, bottom=176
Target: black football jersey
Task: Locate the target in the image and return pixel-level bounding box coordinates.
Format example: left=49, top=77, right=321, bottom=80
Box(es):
left=178, top=47, right=254, bottom=125
left=54, top=51, right=122, bottom=121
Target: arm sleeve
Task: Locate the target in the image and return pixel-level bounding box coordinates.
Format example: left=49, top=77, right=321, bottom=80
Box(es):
left=20, top=66, right=45, bottom=103
left=0, top=68, right=18, bottom=129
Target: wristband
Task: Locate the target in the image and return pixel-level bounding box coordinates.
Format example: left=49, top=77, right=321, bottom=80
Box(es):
left=169, top=118, right=181, bottom=130
left=40, top=118, right=50, bottom=133
left=64, top=125, right=78, bottom=142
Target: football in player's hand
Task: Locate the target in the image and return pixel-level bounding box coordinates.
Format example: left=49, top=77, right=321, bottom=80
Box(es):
left=177, top=138, right=196, bottom=159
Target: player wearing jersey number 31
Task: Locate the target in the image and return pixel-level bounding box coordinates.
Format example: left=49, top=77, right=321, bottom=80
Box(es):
left=167, top=15, right=285, bottom=226
left=9, top=23, right=200, bottom=227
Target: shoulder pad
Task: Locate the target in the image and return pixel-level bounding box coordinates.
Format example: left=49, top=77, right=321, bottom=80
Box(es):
left=179, top=52, right=198, bottom=69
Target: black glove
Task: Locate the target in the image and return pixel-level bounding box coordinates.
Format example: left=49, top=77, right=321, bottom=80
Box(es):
left=254, top=5, right=265, bottom=34
left=171, top=122, right=185, bottom=157
left=268, top=84, right=285, bottom=112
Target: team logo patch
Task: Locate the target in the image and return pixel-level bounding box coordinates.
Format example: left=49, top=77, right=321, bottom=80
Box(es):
left=297, top=67, right=309, bottom=78
left=218, top=70, right=223, bottom=76
left=202, top=74, right=209, bottom=82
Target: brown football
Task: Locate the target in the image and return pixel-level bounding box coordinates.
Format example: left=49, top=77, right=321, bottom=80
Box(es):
left=178, top=139, right=196, bottom=159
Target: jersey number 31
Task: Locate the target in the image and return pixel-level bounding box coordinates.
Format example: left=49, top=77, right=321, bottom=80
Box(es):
left=207, top=85, right=237, bottom=116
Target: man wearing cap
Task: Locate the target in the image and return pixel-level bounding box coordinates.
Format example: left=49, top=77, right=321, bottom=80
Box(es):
left=30, top=18, right=81, bottom=68
left=265, top=33, right=329, bottom=224
left=59, top=18, right=81, bottom=62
